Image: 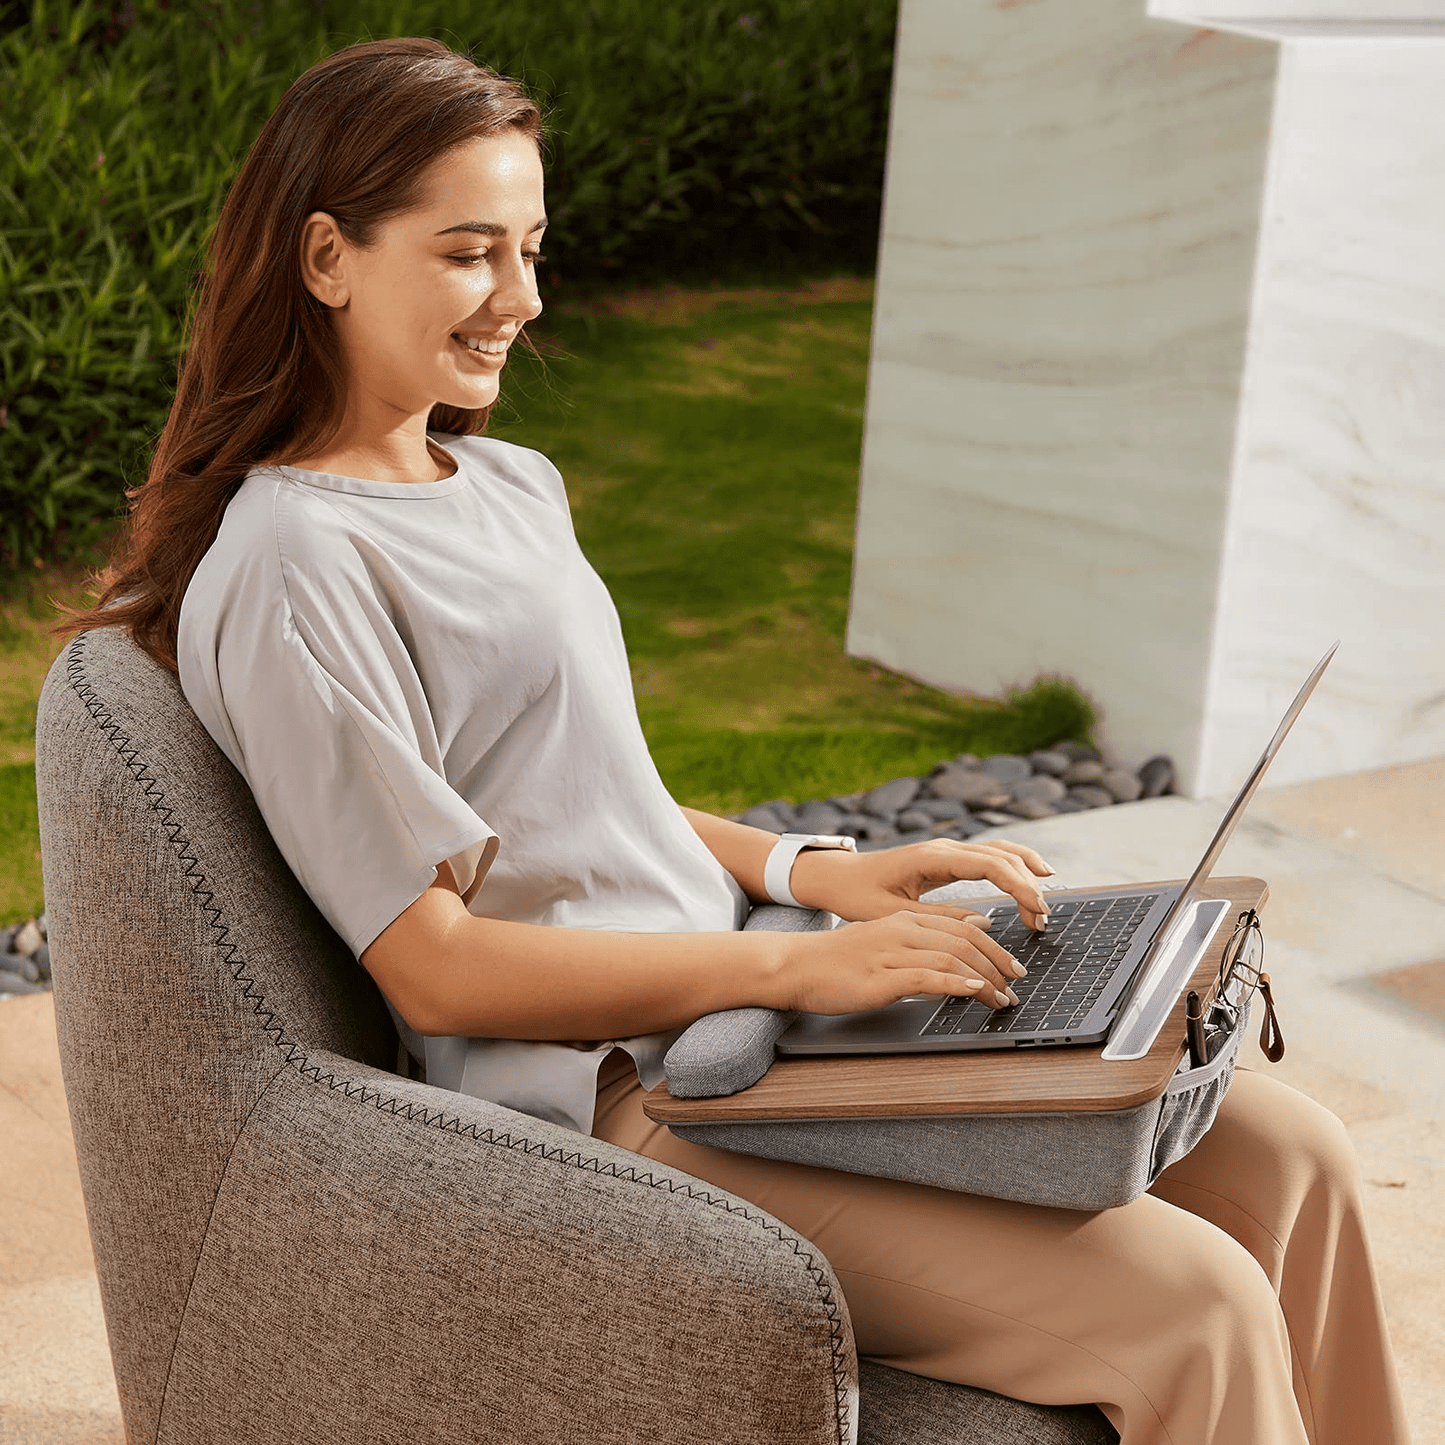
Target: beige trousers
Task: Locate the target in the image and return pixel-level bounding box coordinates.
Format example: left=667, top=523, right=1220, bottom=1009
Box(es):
left=592, top=1058, right=1411, bottom=1445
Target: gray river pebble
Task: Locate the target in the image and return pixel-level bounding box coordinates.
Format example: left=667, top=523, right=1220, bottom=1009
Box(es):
left=1007, top=797, right=1059, bottom=821
left=977, top=754, right=1033, bottom=784
left=862, top=776, right=921, bottom=818
left=0, top=914, right=49, bottom=998
left=1010, top=775, right=1068, bottom=806
left=1102, top=768, right=1144, bottom=803
left=794, top=799, right=846, bottom=834
left=915, top=797, right=969, bottom=822
left=894, top=808, right=937, bottom=834
left=1067, top=784, right=1116, bottom=809
left=1138, top=755, right=1176, bottom=799
left=926, top=768, right=1012, bottom=808
left=1062, top=759, right=1106, bottom=786
left=1027, top=749, right=1071, bottom=777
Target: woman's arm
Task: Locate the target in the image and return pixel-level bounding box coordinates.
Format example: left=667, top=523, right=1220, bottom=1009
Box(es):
left=361, top=860, right=1026, bottom=1041
left=679, top=805, right=1054, bottom=931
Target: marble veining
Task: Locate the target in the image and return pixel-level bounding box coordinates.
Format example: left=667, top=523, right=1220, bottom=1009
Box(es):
left=851, top=0, right=1445, bottom=795
left=1200, top=38, right=1445, bottom=790
left=848, top=0, right=1277, bottom=792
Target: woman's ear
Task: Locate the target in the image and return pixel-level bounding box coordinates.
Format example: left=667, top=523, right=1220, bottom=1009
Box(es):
left=299, top=212, right=351, bottom=308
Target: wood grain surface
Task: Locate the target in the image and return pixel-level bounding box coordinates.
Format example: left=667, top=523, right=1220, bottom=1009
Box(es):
left=643, top=876, right=1267, bottom=1124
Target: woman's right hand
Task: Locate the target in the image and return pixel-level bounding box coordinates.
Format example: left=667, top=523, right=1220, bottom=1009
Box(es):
left=774, top=911, right=1024, bottom=1016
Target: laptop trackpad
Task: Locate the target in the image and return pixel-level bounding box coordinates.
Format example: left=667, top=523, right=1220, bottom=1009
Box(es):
left=778, top=996, right=943, bottom=1054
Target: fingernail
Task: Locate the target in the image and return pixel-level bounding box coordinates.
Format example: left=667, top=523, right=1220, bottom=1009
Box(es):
left=999, top=988, right=1018, bottom=1007
left=1009, top=959, right=1027, bottom=978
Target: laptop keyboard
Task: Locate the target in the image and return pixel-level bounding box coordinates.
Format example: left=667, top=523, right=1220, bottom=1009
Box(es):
left=920, top=894, right=1159, bottom=1038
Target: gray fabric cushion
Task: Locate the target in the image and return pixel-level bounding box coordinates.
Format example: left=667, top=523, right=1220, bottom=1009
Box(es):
left=664, top=903, right=834, bottom=1097
left=664, top=1006, right=1246, bottom=1211
left=859, top=1364, right=1115, bottom=1445
left=162, top=1052, right=858, bottom=1444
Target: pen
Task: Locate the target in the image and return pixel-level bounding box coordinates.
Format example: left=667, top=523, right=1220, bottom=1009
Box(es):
left=1185, top=990, right=1208, bottom=1069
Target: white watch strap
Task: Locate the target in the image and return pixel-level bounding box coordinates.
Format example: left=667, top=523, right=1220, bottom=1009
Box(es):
left=763, top=832, right=858, bottom=908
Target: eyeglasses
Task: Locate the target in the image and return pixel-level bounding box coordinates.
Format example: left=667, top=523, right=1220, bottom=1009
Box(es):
left=1200, top=908, right=1284, bottom=1063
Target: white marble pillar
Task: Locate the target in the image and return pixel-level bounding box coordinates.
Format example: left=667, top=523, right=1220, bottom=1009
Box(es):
left=848, top=1, right=1445, bottom=794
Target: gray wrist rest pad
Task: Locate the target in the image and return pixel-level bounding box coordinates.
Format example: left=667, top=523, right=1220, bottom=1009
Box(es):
left=662, top=903, right=835, bottom=1098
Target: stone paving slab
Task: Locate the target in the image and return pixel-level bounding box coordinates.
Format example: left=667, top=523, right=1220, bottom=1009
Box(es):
left=0, top=995, right=124, bottom=1444
left=2, top=757, right=1442, bottom=1442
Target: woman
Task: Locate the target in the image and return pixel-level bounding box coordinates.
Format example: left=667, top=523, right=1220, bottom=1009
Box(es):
left=56, top=37, right=1410, bottom=1445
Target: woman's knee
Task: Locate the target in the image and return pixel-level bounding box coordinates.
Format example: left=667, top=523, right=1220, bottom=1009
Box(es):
left=1225, top=1071, right=1360, bottom=1197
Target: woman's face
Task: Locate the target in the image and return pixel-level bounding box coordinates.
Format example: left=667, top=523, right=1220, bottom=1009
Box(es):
left=302, top=132, right=546, bottom=418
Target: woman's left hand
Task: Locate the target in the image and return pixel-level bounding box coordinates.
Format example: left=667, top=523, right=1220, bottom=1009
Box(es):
left=788, top=837, right=1055, bottom=933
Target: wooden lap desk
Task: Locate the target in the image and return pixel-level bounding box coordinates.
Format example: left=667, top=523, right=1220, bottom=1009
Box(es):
left=644, top=876, right=1268, bottom=1125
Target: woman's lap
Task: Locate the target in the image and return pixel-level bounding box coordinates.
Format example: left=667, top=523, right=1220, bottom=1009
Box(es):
left=590, top=1061, right=1329, bottom=1444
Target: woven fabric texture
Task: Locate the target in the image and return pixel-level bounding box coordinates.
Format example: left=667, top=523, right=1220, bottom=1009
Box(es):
left=162, top=1053, right=854, bottom=1443
left=857, top=1363, right=1116, bottom=1445
left=33, top=629, right=856, bottom=1445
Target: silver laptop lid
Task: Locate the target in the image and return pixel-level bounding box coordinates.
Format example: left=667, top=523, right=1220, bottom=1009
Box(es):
left=1112, top=641, right=1339, bottom=1012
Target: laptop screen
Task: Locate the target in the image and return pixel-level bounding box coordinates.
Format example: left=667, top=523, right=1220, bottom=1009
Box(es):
left=1111, top=641, right=1338, bottom=1017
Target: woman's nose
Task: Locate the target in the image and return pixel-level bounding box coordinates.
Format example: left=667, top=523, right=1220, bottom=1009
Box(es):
left=491, top=253, right=543, bottom=322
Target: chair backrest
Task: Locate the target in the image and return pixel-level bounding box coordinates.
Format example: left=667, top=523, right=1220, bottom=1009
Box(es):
left=34, top=626, right=397, bottom=1444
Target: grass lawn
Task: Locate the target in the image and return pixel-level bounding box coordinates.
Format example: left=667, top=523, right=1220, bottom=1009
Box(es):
left=0, top=277, right=1092, bottom=925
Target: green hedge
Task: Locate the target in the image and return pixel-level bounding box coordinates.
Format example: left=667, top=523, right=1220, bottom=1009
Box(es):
left=0, top=0, right=898, bottom=574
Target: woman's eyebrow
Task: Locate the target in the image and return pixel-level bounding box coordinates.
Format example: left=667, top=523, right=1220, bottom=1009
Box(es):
left=434, top=218, right=548, bottom=237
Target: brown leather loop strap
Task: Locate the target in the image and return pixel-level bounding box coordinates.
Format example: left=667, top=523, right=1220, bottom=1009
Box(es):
left=1257, top=974, right=1285, bottom=1062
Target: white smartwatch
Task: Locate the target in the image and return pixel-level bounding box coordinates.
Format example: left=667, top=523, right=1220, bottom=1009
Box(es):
left=763, top=832, right=858, bottom=909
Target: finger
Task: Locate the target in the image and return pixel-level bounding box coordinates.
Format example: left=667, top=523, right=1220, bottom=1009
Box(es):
left=898, top=842, right=1048, bottom=927
left=907, top=913, right=1023, bottom=990
left=899, top=901, right=992, bottom=927
left=959, top=854, right=1051, bottom=928
left=982, top=838, right=1055, bottom=877
left=911, top=959, right=1016, bottom=1009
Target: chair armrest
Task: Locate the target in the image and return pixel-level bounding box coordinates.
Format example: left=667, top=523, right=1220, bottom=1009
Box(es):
left=158, top=1051, right=857, bottom=1445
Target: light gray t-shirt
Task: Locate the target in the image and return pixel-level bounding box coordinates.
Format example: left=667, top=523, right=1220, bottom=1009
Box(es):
left=177, top=433, right=747, bottom=1133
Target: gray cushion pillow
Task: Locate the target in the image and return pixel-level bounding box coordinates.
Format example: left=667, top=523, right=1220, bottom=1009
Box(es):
left=660, top=903, right=1245, bottom=1210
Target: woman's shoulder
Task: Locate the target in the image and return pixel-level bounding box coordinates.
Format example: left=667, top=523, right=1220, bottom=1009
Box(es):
left=183, top=468, right=364, bottom=625
left=435, top=433, right=569, bottom=510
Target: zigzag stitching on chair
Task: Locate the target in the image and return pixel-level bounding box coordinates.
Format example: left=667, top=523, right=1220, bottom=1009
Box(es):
left=61, top=633, right=855, bottom=1445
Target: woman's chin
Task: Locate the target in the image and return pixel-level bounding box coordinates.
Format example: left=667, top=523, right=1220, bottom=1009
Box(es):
left=436, top=381, right=501, bottom=413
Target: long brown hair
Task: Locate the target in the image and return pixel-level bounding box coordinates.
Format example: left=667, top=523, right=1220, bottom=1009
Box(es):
left=53, top=37, right=544, bottom=674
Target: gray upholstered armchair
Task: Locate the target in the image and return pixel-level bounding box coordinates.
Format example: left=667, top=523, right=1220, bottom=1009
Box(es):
left=34, top=626, right=1117, bottom=1445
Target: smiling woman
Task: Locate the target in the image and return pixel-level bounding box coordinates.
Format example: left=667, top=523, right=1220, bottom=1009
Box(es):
left=42, top=36, right=1409, bottom=1445
left=53, top=37, right=545, bottom=662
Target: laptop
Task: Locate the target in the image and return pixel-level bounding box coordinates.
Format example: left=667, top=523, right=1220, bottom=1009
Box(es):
left=775, top=643, right=1338, bottom=1062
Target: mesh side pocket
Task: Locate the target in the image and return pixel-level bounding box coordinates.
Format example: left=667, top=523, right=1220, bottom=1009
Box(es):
left=1147, top=999, right=1249, bottom=1183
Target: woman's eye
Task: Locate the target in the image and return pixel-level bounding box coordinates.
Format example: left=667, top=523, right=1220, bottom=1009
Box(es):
left=449, top=252, right=546, bottom=267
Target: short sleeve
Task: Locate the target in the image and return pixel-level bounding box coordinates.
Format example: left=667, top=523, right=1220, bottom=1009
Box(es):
left=178, top=482, right=498, bottom=958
